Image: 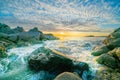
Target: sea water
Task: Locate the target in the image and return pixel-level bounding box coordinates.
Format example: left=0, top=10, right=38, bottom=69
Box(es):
left=0, top=37, right=106, bottom=80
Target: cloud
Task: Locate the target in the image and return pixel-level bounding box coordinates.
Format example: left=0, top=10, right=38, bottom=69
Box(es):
left=0, top=0, right=120, bottom=32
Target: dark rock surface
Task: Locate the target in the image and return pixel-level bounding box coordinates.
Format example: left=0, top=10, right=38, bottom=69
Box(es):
left=28, top=47, right=91, bottom=80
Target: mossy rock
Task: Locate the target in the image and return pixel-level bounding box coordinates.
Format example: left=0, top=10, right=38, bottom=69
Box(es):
left=97, top=54, right=117, bottom=69
left=91, top=45, right=109, bottom=56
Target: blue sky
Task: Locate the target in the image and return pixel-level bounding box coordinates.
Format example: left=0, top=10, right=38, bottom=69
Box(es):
left=0, top=0, right=120, bottom=32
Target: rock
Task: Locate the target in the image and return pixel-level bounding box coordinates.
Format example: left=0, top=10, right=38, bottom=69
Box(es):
left=115, top=47, right=120, bottom=60
left=0, top=45, right=7, bottom=58
left=28, top=47, right=90, bottom=78
left=54, top=72, right=82, bottom=80
left=104, top=28, right=120, bottom=50
left=107, top=48, right=120, bottom=68
left=106, top=38, right=120, bottom=50
left=7, top=34, right=19, bottom=42
left=0, top=23, right=15, bottom=34
left=91, top=45, right=109, bottom=56
left=96, top=54, right=117, bottom=69
left=44, top=34, right=59, bottom=40
left=73, top=61, right=89, bottom=75
left=0, top=33, right=8, bottom=39
left=12, top=26, right=24, bottom=33
left=28, top=48, right=73, bottom=73
left=0, top=23, right=58, bottom=47
left=18, top=27, right=45, bottom=42
left=108, top=48, right=120, bottom=60
left=94, top=69, right=120, bottom=80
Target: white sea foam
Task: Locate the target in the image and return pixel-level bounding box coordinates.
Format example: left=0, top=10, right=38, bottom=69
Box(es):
left=0, top=37, right=106, bottom=80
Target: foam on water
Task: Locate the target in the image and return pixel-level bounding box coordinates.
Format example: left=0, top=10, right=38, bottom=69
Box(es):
left=44, top=37, right=106, bottom=77
left=0, top=37, right=106, bottom=80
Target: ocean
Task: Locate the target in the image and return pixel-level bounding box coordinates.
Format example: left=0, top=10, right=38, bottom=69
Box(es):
left=0, top=37, right=106, bottom=80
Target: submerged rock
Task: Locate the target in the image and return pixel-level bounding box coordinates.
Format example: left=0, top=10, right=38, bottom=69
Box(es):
left=54, top=72, right=82, bottom=80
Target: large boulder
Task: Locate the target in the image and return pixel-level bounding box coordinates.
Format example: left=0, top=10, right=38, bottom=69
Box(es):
left=94, top=69, right=120, bottom=80
left=28, top=50, right=73, bottom=73
left=105, top=38, right=120, bottom=50
left=104, top=28, right=120, bottom=50
left=54, top=72, right=82, bottom=80
left=108, top=47, right=120, bottom=60
left=91, top=45, right=109, bottom=56
left=28, top=47, right=90, bottom=79
left=96, top=54, right=118, bottom=69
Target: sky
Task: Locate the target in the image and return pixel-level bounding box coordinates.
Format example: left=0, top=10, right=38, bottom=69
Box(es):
left=0, top=0, right=120, bottom=33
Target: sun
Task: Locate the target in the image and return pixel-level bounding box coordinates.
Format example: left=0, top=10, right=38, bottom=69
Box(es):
left=60, top=32, right=64, bottom=35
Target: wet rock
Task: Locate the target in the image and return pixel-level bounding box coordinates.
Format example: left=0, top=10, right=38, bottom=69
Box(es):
left=107, top=48, right=120, bottom=60
left=93, top=69, right=120, bottom=80
left=106, top=38, right=120, bottom=50
left=92, top=27, right=120, bottom=73
left=91, top=45, right=109, bottom=56
left=73, top=62, right=89, bottom=75
left=104, top=28, right=120, bottom=50
left=29, top=52, right=73, bottom=73
left=54, top=72, right=82, bottom=80
left=28, top=47, right=90, bottom=78
left=96, top=54, right=117, bottom=69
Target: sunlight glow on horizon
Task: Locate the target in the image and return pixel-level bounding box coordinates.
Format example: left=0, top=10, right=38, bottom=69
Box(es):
left=44, top=31, right=109, bottom=38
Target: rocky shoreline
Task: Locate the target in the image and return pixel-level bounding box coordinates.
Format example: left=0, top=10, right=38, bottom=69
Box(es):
left=0, top=23, right=120, bottom=80
left=0, top=23, right=58, bottom=58
left=91, top=28, right=120, bottom=80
